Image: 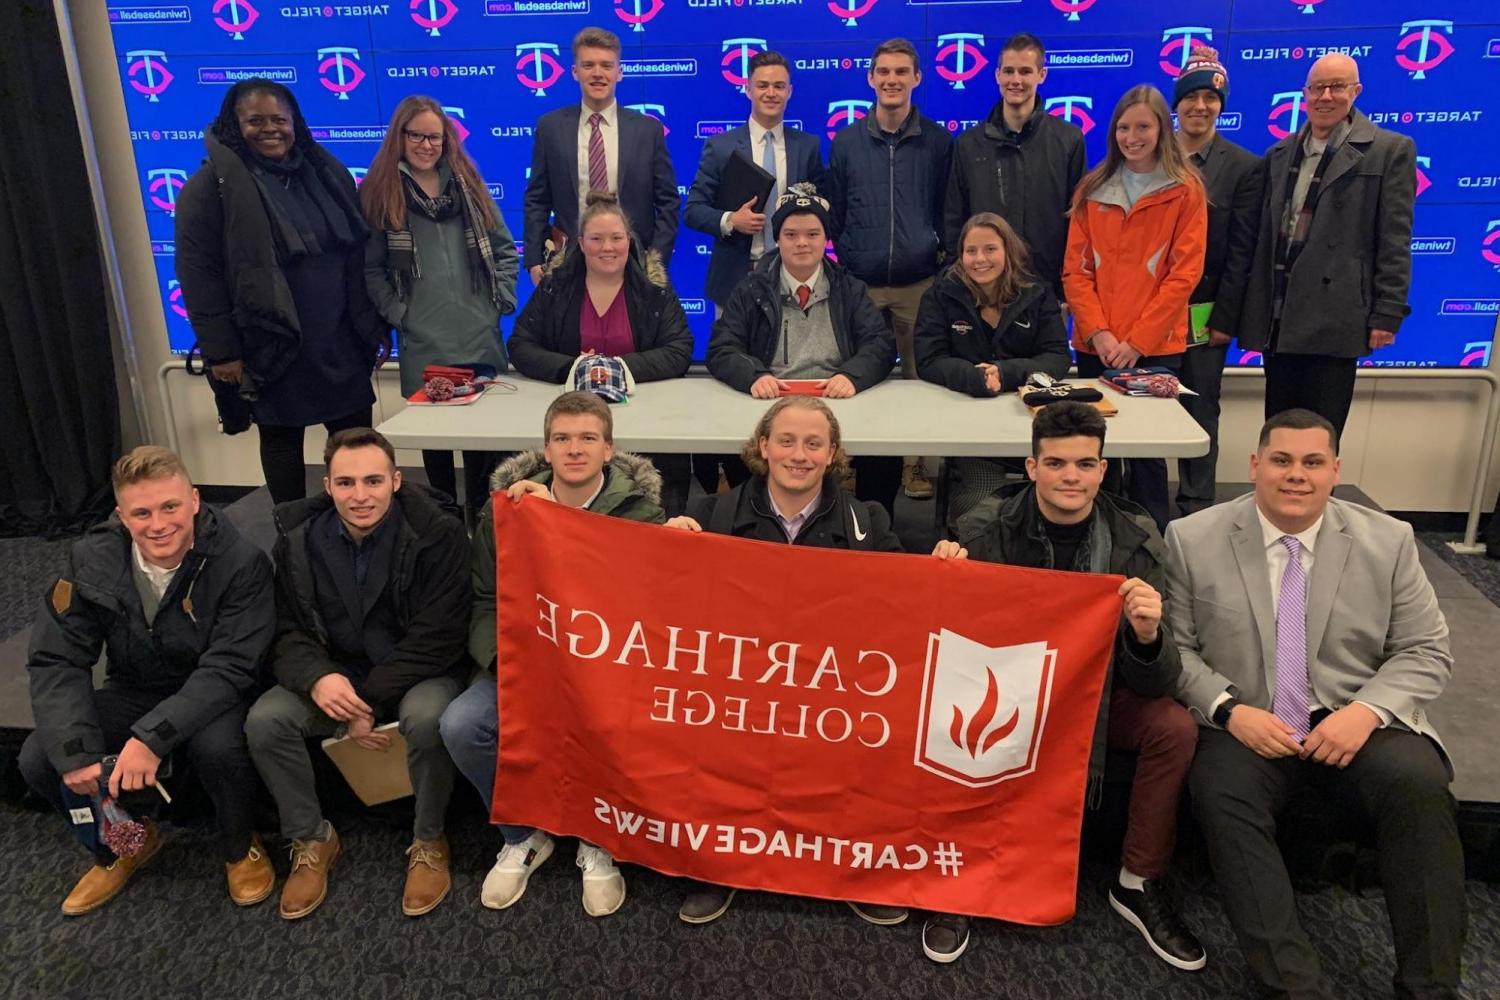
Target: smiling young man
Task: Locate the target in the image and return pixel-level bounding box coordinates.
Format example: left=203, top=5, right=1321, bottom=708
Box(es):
left=1238, top=54, right=1415, bottom=441
left=246, top=428, right=471, bottom=920
left=943, top=33, right=1085, bottom=302
left=440, top=391, right=664, bottom=918
left=826, top=38, right=953, bottom=500
left=522, top=26, right=678, bottom=284
left=706, top=186, right=900, bottom=512
left=923, top=402, right=1201, bottom=968
left=21, top=447, right=275, bottom=915
left=1171, top=46, right=1265, bottom=518
left=664, top=396, right=903, bottom=925
left=1165, top=409, right=1463, bottom=998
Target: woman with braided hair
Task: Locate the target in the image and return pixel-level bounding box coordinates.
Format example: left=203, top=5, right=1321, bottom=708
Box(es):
left=175, top=79, right=386, bottom=503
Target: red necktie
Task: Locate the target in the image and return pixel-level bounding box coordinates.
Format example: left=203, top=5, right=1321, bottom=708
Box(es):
left=796, top=285, right=810, bottom=310
left=587, top=112, right=609, bottom=194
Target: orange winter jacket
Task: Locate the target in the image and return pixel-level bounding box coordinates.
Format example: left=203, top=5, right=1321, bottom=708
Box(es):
left=1063, top=168, right=1207, bottom=359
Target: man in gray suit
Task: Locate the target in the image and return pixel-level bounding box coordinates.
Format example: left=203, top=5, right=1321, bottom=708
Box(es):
left=1237, top=54, right=1414, bottom=440
left=1165, top=408, right=1464, bottom=999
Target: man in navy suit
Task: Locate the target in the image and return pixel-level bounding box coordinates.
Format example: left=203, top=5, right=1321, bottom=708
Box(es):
left=523, top=26, right=679, bottom=285
left=685, top=51, right=824, bottom=311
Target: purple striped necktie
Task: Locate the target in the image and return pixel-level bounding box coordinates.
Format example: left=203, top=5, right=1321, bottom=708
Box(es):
left=1273, top=535, right=1311, bottom=740
left=587, top=112, right=609, bottom=194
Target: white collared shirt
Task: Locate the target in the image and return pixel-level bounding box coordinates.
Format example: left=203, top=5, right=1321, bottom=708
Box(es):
left=780, top=262, right=824, bottom=305
left=721, top=118, right=788, bottom=260
left=133, top=542, right=182, bottom=601
left=576, top=101, right=620, bottom=217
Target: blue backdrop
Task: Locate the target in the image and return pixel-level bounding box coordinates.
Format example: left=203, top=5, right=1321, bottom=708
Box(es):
left=107, top=0, right=1500, bottom=369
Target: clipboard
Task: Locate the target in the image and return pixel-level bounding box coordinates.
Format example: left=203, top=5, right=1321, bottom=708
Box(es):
left=715, top=148, right=776, bottom=214
left=321, top=722, right=412, bottom=806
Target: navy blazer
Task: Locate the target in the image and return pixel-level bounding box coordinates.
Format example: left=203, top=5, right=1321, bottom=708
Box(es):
left=522, top=104, right=680, bottom=269
left=684, top=124, right=824, bottom=307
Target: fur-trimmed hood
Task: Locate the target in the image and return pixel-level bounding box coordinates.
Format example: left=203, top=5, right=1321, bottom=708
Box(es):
left=545, top=243, right=669, bottom=290
left=490, top=448, right=664, bottom=510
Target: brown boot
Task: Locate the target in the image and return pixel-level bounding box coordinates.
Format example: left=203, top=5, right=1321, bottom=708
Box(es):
left=279, top=824, right=341, bottom=920
left=402, top=836, right=451, bottom=917
left=225, top=834, right=274, bottom=906
left=903, top=459, right=934, bottom=500
left=61, top=821, right=162, bottom=916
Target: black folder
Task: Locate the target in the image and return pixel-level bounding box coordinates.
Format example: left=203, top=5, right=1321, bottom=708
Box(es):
left=715, top=148, right=777, bottom=213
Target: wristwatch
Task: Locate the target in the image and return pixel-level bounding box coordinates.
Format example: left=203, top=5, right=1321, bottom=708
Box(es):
left=1212, top=697, right=1242, bottom=728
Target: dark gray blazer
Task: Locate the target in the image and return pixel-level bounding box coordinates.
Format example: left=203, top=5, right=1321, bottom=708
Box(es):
left=1237, top=109, right=1415, bottom=357
left=1190, top=134, right=1264, bottom=337
left=522, top=104, right=679, bottom=269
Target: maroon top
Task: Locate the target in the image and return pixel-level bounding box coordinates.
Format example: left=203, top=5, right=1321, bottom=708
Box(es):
left=580, top=286, right=634, bottom=357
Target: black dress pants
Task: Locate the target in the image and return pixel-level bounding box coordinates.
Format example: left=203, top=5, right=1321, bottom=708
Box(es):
left=1176, top=342, right=1230, bottom=516
left=1189, top=727, right=1465, bottom=1000
left=258, top=407, right=373, bottom=505
left=19, top=685, right=259, bottom=864
left=1263, top=353, right=1358, bottom=444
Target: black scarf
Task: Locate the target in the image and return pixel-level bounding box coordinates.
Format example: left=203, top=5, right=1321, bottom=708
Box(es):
left=246, top=145, right=365, bottom=260
left=383, top=167, right=505, bottom=309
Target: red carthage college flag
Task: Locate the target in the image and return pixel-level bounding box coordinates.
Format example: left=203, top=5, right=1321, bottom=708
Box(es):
left=493, top=498, right=1122, bottom=923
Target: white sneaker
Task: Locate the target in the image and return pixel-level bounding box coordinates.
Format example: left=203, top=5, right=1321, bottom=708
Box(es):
left=576, top=842, right=626, bottom=917
left=480, top=831, right=553, bottom=910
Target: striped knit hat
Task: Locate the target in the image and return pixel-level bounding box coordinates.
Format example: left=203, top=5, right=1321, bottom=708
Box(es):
left=1174, top=44, right=1229, bottom=106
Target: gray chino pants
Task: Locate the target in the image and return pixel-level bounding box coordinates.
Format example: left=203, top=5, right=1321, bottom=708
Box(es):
left=245, top=677, right=462, bottom=842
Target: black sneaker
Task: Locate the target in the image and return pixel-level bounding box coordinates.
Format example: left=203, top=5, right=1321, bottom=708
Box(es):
left=847, top=901, right=908, bottom=926
left=921, top=913, right=971, bottom=964
left=678, top=882, right=737, bottom=924
left=1108, top=879, right=1207, bottom=971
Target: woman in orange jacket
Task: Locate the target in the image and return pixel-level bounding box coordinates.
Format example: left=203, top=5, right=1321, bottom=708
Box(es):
left=1063, top=84, right=1207, bottom=529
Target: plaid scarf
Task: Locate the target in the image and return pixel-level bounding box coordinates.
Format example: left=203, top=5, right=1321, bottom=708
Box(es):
left=385, top=169, right=505, bottom=309
left=1270, top=122, right=1344, bottom=338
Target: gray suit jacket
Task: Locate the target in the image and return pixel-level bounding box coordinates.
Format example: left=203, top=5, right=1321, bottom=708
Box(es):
left=1237, top=109, right=1415, bottom=357
left=1164, top=494, right=1450, bottom=761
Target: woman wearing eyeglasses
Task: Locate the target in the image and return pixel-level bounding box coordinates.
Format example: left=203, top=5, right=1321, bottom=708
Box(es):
left=176, top=78, right=386, bottom=504
left=363, top=96, right=518, bottom=519
left=507, top=191, right=694, bottom=513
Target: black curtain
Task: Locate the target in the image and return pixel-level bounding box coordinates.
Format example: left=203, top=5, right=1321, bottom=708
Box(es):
left=0, top=0, right=121, bottom=537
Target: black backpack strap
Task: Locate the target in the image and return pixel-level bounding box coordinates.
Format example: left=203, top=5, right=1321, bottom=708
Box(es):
left=707, top=488, right=739, bottom=536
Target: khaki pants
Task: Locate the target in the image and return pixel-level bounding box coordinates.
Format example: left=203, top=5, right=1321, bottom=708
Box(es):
left=867, top=278, right=935, bottom=483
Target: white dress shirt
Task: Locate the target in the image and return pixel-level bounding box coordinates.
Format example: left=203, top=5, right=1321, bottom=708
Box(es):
left=721, top=119, right=787, bottom=261
left=769, top=492, right=818, bottom=542
left=1209, top=506, right=1391, bottom=727
left=133, top=542, right=181, bottom=601
left=576, top=101, right=620, bottom=218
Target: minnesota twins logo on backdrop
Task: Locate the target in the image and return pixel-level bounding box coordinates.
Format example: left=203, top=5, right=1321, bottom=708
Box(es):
left=317, top=48, right=366, bottom=99
left=1482, top=220, right=1500, bottom=267
left=935, top=34, right=988, bottom=91
left=1291, top=0, right=1324, bottom=12
left=1267, top=90, right=1307, bottom=138
left=1415, top=156, right=1432, bottom=197
left=410, top=0, right=458, bottom=36
left=1051, top=0, right=1096, bottom=22
left=516, top=43, right=564, bottom=96
left=826, top=100, right=871, bottom=139
left=146, top=168, right=188, bottom=213
left=213, top=0, right=258, bottom=39
left=348, top=166, right=368, bottom=186
left=166, top=279, right=188, bottom=319
left=828, top=0, right=877, bottom=28
left=615, top=0, right=664, bottom=33
left=443, top=106, right=470, bottom=142
left=916, top=630, right=1057, bottom=787
left=1461, top=341, right=1493, bottom=367
left=721, top=38, right=767, bottom=89
left=1396, top=21, right=1455, bottom=79
left=125, top=51, right=173, bottom=102
left=626, top=104, right=669, bottom=135
left=1045, top=96, right=1095, bottom=134
left=1160, top=27, right=1213, bottom=77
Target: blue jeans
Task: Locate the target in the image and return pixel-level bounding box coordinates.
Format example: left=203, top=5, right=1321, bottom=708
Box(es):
left=438, top=677, right=534, bottom=845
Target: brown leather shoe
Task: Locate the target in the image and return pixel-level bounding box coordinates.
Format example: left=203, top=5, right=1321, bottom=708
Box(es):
left=61, top=821, right=162, bottom=916
left=279, top=825, right=341, bottom=920
left=402, top=836, right=451, bottom=917
left=226, top=835, right=274, bottom=906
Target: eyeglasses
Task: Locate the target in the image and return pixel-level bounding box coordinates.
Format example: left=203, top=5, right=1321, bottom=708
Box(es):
left=1303, top=81, right=1357, bottom=97
left=402, top=129, right=444, bottom=147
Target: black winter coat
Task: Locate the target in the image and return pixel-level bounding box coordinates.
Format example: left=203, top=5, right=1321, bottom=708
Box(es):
left=508, top=246, right=693, bottom=384
left=689, top=474, right=903, bottom=553
left=827, top=108, right=952, bottom=287
left=27, top=506, right=274, bottom=773
left=914, top=270, right=1070, bottom=396
left=960, top=482, right=1184, bottom=802
left=1190, top=135, right=1265, bottom=335
left=943, top=103, right=1086, bottom=300
left=270, top=483, right=471, bottom=716
left=706, top=254, right=896, bottom=393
